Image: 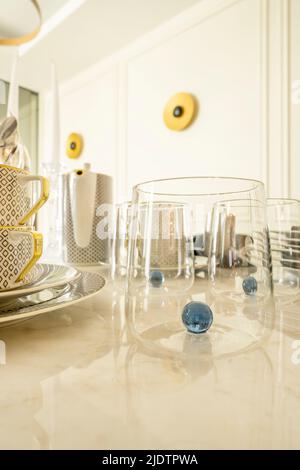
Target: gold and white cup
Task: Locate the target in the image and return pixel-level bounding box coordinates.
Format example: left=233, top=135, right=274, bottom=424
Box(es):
left=0, top=164, right=49, bottom=226
left=0, top=226, right=43, bottom=291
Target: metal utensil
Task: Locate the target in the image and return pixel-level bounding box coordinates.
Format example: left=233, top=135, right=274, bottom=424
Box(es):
left=0, top=116, right=18, bottom=145
left=0, top=116, right=19, bottom=164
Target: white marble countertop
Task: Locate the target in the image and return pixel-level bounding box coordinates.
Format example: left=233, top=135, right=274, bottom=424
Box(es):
left=0, top=267, right=299, bottom=450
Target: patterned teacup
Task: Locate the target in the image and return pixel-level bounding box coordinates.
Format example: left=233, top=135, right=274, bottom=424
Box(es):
left=0, top=164, right=49, bottom=226
left=0, top=226, right=43, bottom=290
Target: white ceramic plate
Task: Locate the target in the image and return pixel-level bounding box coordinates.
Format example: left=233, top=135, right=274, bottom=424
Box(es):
left=0, top=272, right=105, bottom=325
left=0, top=264, right=81, bottom=303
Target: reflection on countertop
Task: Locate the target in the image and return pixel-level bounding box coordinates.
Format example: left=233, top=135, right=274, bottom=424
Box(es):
left=0, top=267, right=299, bottom=450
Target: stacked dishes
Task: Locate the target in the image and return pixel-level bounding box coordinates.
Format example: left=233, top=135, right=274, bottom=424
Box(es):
left=0, top=118, right=105, bottom=326
left=0, top=116, right=48, bottom=292
left=0, top=164, right=48, bottom=291
left=0, top=264, right=106, bottom=326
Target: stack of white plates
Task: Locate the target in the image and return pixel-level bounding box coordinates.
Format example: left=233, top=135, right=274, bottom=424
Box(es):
left=0, top=264, right=105, bottom=326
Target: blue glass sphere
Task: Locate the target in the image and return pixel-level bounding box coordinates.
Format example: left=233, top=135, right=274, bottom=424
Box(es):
left=182, top=301, right=213, bottom=334
left=242, top=276, right=257, bottom=296
left=149, top=270, right=164, bottom=288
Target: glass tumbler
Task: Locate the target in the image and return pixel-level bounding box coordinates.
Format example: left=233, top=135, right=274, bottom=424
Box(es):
left=267, top=198, right=300, bottom=300
left=127, top=177, right=273, bottom=357
left=208, top=199, right=273, bottom=303
left=128, top=201, right=194, bottom=294
left=110, top=202, right=132, bottom=284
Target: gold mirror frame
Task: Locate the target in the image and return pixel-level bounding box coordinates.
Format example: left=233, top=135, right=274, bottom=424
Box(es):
left=0, top=0, right=42, bottom=46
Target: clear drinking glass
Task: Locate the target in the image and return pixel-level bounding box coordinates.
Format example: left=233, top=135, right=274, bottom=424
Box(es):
left=208, top=199, right=273, bottom=303
left=128, top=201, right=194, bottom=294
left=127, top=177, right=274, bottom=357
left=267, top=198, right=300, bottom=300
left=110, top=202, right=132, bottom=284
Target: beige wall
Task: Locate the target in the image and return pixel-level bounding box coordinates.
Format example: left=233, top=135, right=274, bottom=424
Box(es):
left=291, top=0, right=300, bottom=198
left=40, top=0, right=299, bottom=202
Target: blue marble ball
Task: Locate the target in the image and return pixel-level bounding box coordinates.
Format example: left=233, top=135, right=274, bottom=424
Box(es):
left=242, top=276, right=258, bottom=296
left=182, top=301, right=213, bottom=334
left=149, top=270, right=164, bottom=288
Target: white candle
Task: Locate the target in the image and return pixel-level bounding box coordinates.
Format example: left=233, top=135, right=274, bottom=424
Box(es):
left=49, top=61, right=60, bottom=167
left=7, top=50, right=19, bottom=120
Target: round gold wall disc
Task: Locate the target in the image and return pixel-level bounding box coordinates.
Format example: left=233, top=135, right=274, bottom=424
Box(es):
left=163, top=92, right=196, bottom=131
left=0, top=1, right=42, bottom=46
left=66, top=133, right=83, bottom=159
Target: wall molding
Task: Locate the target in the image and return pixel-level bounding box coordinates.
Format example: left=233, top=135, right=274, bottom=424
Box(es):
left=280, top=0, right=291, bottom=197
left=54, top=0, right=291, bottom=201
left=118, top=0, right=269, bottom=200
left=260, top=0, right=270, bottom=192
left=59, top=0, right=250, bottom=201
left=120, top=0, right=271, bottom=199
left=116, top=61, right=128, bottom=202
left=60, top=0, right=243, bottom=98
left=124, top=0, right=242, bottom=65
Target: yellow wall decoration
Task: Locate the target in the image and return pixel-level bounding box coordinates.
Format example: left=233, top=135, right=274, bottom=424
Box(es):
left=66, top=133, right=83, bottom=159
left=163, top=92, right=196, bottom=131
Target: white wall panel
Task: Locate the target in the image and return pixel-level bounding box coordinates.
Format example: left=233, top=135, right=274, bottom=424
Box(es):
left=126, top=0, right=265, bottom=197
left=40, top=0, right=297, bottom=203
left=291, top=0, right=300, bottom=198
left=43, top=67, right=118, bottom=195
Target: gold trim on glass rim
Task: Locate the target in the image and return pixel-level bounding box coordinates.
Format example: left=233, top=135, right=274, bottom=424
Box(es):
left=19, top=177, right=50, bottom=224
left=16, top=232, right=43, bottom=282
left=0, top=0, right=42, bottom=46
